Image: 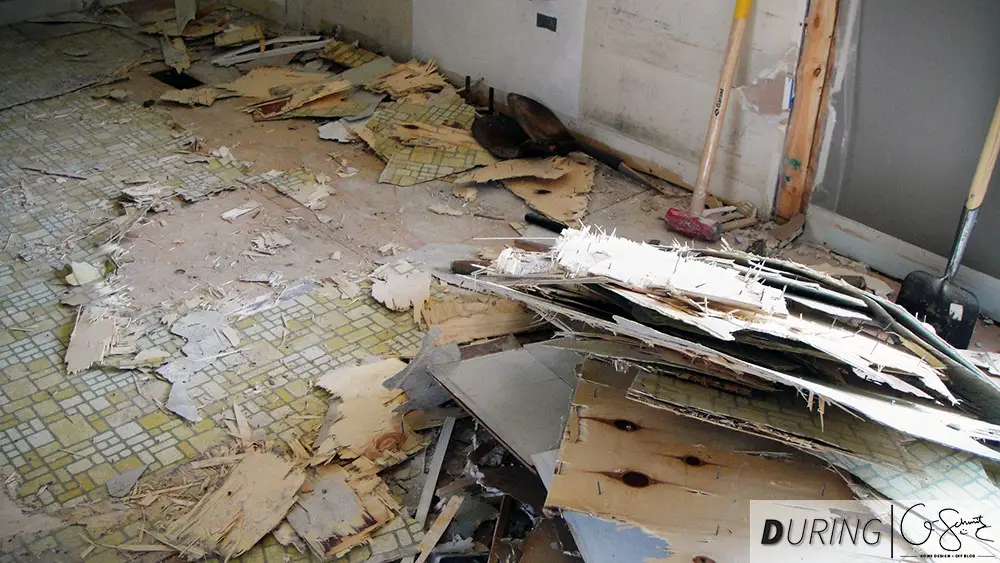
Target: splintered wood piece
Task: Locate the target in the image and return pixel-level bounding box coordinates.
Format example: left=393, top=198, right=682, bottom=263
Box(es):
left=455, top=157, right=572, bottom=184
left=414, top=495, right=465, bottom=563
left=415, top=417, right=456, bottom=526
left=313, top=359, right=425, bottom=466
left=419, top=298, right=543, bottom=344
left=504, top=158, right=595, bottom=222
left=165, top=452, right=305, bottom=559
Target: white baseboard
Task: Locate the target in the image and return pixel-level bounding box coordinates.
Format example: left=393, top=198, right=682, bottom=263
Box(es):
left=806, top=205, right=1000, bottom=320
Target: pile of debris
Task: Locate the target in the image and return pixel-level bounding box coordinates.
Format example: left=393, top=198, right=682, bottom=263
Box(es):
left=393, top=226, right=1000, bottom=560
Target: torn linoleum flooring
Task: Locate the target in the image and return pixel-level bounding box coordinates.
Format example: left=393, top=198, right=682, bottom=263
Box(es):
left=141, top=20, right=599, bottom=220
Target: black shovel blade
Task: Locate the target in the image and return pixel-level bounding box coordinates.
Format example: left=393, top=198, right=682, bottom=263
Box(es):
left=471, top=114, right=530, bottom=160
left=896, top=270, right=979, bottom=349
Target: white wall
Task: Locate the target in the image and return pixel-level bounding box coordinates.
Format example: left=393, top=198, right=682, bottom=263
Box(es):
left=579, top=0, right=806, bottom=210
left=412, top=0, right=586, bottom=118
left=243, top=0, right=806, bottom=213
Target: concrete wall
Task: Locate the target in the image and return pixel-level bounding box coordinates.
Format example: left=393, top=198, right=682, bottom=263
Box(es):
left=236, top=0, right=808, bottom=213
left=412, top=0, right=586, bottom=118
left=814, top=0, right=1000, bottom=279
left=579, top=0, right=805, bottom=209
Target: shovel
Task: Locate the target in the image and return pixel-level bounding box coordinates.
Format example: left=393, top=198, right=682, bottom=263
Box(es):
left=506, top=93, right=655, bottom=189
left=896, top=97, right=1000, bottom=348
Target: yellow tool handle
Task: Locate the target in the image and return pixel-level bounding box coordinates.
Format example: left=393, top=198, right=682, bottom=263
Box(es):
left=691, top=0, right=753, bottom=215
left=967, top=97, right=1000, bottom=210
left=734, top=0, right=753, bottom=20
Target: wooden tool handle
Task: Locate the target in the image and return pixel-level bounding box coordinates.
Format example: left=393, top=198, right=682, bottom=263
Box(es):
left=691, top=0, right=752, bottom=214
left=967, top=97, right=1000, bottom=210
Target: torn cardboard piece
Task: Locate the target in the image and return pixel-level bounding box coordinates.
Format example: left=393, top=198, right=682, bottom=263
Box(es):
left=504, top=158, right=595, bottom=222
left=454, top=157, right=572, bottom=184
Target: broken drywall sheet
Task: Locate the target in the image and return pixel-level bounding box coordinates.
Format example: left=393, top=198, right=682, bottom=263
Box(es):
left=155, top=310, right=239, bottom=422
left=371, top=270, right=431, bottom=312
left=269, top=180, right=333, bottom=211
left=428, top=344, right=581, bottom=467
left=66, top=261, right=102, bottom=285
left=250, top=231, right=293, bottom=254
left=65, top=307, right=117, bottom=375
left=166, top=452, right=305, bottom=559
left=174, top=0, right=196, bottom=36
left=383, top=327, right=460, bottom=412
left=160, top=86, right=226, bottom=107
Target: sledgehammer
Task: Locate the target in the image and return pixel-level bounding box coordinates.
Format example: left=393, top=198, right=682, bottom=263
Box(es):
left=665, top=0, right=752, bottom=241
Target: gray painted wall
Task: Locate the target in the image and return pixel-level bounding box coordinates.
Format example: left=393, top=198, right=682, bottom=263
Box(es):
left=815, top=0, right=1000, bottom=278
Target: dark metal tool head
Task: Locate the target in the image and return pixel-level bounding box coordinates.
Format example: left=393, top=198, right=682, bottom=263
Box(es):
left=471, top=113, right=531, bottom=160
left=507, top=93, right=575, bottom=144
left=896, top=270, right=979, bottom=349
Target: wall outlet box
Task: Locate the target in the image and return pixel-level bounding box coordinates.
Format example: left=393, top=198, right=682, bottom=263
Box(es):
left=536, top=13, right=557, bottom=32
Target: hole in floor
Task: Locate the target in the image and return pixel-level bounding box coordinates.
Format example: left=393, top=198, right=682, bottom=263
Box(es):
left=149, top=69, right=204, bottom=90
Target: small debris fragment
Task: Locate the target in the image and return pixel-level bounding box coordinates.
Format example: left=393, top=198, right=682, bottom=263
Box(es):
left=372, top=270, right=432, bottom=312
left=221, top=201, right=262, bottom=222
left=250, top=231, right=292, bottom=255
left=318, top=121, right=358, bottom=143
left=106, top=465, right=147, bottom=498
left=452, top=186, right=478, bottom=203
left=428, top=204, right=464, bottom=217
left=66, top=261, right=102, bottom=286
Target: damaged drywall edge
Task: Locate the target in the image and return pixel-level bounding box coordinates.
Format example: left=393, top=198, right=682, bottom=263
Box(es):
left=811, top=0, right=860, bottom=203
left=734, top=46, right=798, bottom=118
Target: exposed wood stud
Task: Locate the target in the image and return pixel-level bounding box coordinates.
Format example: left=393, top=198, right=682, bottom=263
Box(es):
left=775, top=0, right=839, bottom=220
